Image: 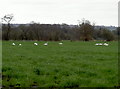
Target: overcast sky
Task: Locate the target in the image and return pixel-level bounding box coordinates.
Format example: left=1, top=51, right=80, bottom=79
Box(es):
left=0, top=0, right=119, bottom=26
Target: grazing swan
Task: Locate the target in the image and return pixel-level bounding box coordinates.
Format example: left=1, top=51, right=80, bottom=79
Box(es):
left=99, top=43, right=103, bottom=46
left=12, top=43, right=15, bottom=46
left=19, top=44, right=22, bottom=46
left=95, top=43, right=109, bottom=46
left=59, top=42, right=63, bottom=45
left=34, top=43, right=38, bottom=46
left=44, top=42, right=48, bottom=46
left=95, top=43, right=99, bottom=46
left=104, top=43, right=109, bottom=46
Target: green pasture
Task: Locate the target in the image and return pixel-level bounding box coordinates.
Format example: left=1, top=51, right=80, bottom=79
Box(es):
left=2, top=41, right=118, bottom=87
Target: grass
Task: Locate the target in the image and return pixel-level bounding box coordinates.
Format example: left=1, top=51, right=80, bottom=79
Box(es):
left=2, top=41, right=118, bottom=87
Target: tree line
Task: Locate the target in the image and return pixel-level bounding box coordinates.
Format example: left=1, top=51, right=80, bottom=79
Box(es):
left=2, top=20, right=119, bottom=41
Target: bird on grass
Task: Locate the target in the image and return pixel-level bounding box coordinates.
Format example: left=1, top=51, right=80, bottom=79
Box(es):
left=34, top=43, right=38, bottom=46
left=12, top=43, right=15, bottom=46
left=103, top=43, right=109, bottom=46
left=59, top=42, right=63, bottom=45
left=95, top=43, right=103, bottom=46
left=19, top=44, right=22, bottom=46
left=44, top=42, right=48, bottom=46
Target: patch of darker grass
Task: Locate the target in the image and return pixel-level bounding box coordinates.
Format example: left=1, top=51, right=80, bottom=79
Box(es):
left=33, top=68, right=44, bottom=75
left=2, top=67, right=12, bottom=72
left=61, top=80, right=80, bottom=88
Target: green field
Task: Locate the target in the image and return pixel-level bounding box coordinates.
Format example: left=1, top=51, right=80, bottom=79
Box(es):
left=2, top=41, right=118, bottom=87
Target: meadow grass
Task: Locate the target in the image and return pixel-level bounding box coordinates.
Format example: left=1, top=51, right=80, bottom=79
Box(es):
left=2, top=41, right=118, bottom=87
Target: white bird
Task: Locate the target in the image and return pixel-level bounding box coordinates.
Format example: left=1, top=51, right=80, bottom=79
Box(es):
left=34, top=43, right=38, bottom=46
left=99, top=43, right=103, bottom=46
left=12, top=43, right=15, bottom=46
left=19, top=44, right=22, bottom=46
left=44, top=42, right=48, bottom=46
left=95, top=43, right=99, bottom=46
left=59, top=42, right=63, bottom=45
left=95, top=43, right=103, bottom=46
left=104, top=43, right=109, bottom=46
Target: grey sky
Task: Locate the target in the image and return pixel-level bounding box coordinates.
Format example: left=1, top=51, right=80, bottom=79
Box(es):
left=0, top=0, right=119, bottom=26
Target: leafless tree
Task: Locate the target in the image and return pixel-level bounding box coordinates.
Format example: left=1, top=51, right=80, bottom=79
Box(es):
left=2, top=14, right=14, bottom=40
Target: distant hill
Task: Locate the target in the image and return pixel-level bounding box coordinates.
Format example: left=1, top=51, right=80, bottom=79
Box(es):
left=94, top=26, right=117, bottom=31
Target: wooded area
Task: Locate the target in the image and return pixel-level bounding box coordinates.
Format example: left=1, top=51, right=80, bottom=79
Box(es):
left=2, top=20, right=119, bottom=41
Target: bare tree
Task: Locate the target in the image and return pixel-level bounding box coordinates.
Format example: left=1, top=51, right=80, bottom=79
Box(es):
left=2, top=14, right=14, bottom=40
